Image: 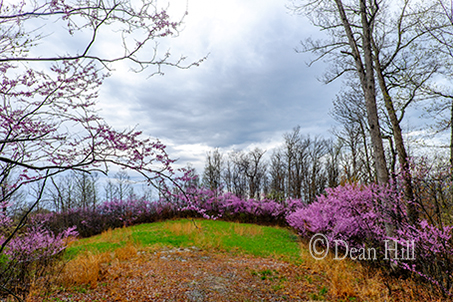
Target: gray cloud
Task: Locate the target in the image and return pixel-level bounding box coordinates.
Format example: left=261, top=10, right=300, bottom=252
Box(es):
left=98, top=0, right=343, bottom=170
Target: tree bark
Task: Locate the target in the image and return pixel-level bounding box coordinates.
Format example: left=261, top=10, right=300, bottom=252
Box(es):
left=450, top=101, right=453, bottom=209
left=334, top=2, right=396, bottom=260
left=334, top=0, right=389, bottom=184
left=451, top=101, right=453, bottom=168
left=374, top=58, right=418, bottom=223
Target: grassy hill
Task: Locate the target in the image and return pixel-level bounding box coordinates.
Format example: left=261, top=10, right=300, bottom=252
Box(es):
left=66, top=219, right=302, bottom=263
left=29, top=219, right=435, bottom=301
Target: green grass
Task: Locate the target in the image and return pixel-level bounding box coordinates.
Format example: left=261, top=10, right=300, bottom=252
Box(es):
left=66, top=219, right=302, bottom=263
left=56, top=219, right=424, bottom=301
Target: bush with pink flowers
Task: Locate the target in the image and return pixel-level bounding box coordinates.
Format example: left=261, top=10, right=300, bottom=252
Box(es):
left=0, top=202, right=77, bottom=300
left=29, top=180, right=453, bottom=297
left=286, top=183, right=453, bottom=297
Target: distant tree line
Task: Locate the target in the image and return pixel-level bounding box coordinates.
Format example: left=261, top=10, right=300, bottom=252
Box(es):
left=201, top=121, right=452, bottom=207
left=201, top=126, right=353, bottom=203
left=21, top=170, right=157, bottom=213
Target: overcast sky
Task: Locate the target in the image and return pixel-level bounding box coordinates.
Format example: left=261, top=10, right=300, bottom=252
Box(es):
left=90, top=0, right=345, bottom=173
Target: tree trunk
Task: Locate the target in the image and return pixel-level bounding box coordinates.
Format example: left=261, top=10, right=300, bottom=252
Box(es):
left=359, top=121, right=374, bottom=182
left=334, top=2, right=395, bottom=260
left=451, top=100, right=453, bottom=168
left=334, top=0, right=389, bottom=184
left=450, top=101, right=453, bottom=209
left=374, top=58, right=418, bottom=224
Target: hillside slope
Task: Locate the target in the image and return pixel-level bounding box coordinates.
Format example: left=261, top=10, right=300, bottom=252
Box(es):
left=28, top=219, right=433, bottom=301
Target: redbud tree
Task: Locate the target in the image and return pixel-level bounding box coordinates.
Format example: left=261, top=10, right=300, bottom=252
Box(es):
left=0, top=0, right=203, bottom=298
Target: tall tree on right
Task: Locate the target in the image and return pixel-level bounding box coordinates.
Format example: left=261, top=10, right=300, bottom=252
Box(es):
left=292, top=0, right=450, bottom=223
left=293, top=0, right=388, bottom=184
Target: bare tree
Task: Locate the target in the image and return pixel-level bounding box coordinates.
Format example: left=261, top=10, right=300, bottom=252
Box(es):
left=280, top=127, right=329, bottom=202
left=242, top=148, right=267, bottom=200
left=73, top=172, right=99, bottom=209
left=325, top=139, right=342, bottom=188
left=222, top=158, right=235, bottom=194
left=283, top=126, right=309, bottom=199
left=223, top=150, right=248, bottom=199
left=412, top=0, right=453, bottom=166
left=291, top=0, right=452, bottom=222
left=46, top=171, right=99, bottom=210
left=292, top=0, right=390, bottom=184
left=104, top=171, right=134, bottom=201
left=331, top=84, right=375, bottom=182
left=202, top=148, right=224, bottom=192
left=268, top=148, right=287, bottom=201
left=47, top=174, right=75, bottom=212
left=220, top=149, right=267, bottom=199
left=303, top=136, right=328, bottom=203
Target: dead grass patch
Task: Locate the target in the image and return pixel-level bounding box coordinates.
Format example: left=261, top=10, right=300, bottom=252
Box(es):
left=68, top=227, right=134, bottom=250
left=233, top=223, right=263, bottom=236
left=23, top=220, right=442, bottom=302
left=114, top=242, right=139, bottom=262
left=58, top=238, right=143, bottom=289
left=297, top=241, right=437, bottom=301
left=165, top=220, right=200, bottom=236
left=299, top=241, right=389, bottom=301
left=58, top=251, right=111, bottom=288
left=194, top=230, right=223, bottom=250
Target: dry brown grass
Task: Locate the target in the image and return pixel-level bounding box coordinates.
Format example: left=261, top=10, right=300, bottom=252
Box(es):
left=29, top=244, right=440, bottom=302
left=23, top=219, right=443, bottom=302
left=67, top=227, right=135, bottom=255
left=165, top=220, right=200, bottom=236
left=163, top=220, right=226, bottom=250
left=164, top=220, right=263, bottom=238
left=195, top=233, right=223, bottom=250
left=25, top=221, right=443, bottom=302
left=114, top=243, right=139, bottom=261
left=58, top=251, right=111, bottom=288
left=298, top=240, right=391, bottom=300
left=297, top=241, right=438, bottom=301
left=56, top=243, right=144, bottom=289
left=165, top=221, right=264, bottom=251
left=55, top=227, right=143, bottom=289
left=28, top=248, right=325, bottom=302
left=233, top=223, right=263, bottom=236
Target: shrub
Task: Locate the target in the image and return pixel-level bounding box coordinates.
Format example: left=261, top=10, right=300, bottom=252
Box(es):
left=33, top=183, right=453, bottom=297
left=286, top=184, right=387, bottom=247
left=0, top=204, right=77, bottom=300
left=286, top=183, right=453, bottom=297
left=39, top=189, right=306, bottom=239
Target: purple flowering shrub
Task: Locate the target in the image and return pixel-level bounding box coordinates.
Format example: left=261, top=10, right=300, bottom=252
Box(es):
left=176, top=188, right=289, bottom=224
left=286, top=184, right=388, bottom=247
left=392, top=220, right=453, bottom=294
left=152, top=187, right=306, bottom=226
left=0, top=203, right=78, bottom=299
left=2, top=226, right=77, bottom=262
left=40, top=188, right=306, bottom=239
left=36, top=198, right=183, bottom=237
left=286, top=183, right=453, bottom=296
left=171, top=185, right=307, bottom=224
left=34, top=179, right=453, bottom=296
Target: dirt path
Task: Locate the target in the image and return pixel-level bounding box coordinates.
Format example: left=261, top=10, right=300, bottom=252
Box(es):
left=30, top=246, right=330, bottom=302
left=27, top=246, right=434, bottom=302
